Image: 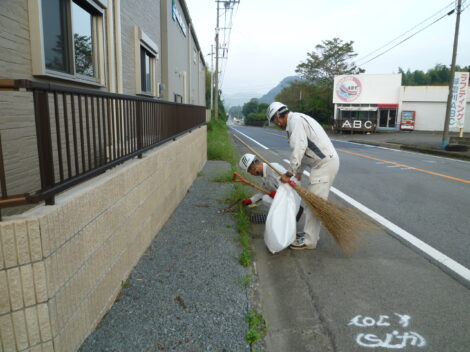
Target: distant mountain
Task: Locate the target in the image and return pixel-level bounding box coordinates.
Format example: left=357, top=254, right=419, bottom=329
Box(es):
left=258, top=76, right=303, bottom=104
left=222, top=92, right=259, bottom=108
left=223, top=75, right=303, bottom=107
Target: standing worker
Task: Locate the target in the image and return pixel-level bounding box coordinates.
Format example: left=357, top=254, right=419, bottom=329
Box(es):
left=266, top=102, right=339, bottom=250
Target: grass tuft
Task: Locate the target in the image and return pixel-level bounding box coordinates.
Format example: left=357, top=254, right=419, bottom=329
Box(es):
left=207, top=119, right=236, bottom=165
left=246, top=311, right=267, bottom=345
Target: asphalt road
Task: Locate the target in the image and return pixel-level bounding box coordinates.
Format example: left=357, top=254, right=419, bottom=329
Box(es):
left=229, top=124, right=470, bottom=352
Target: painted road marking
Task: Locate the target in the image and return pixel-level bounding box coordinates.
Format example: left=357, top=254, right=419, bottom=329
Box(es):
left=333, top=139, right=469, bottom=163
left=229, top=127, right=269, bottom=150
left=235, top=128, right=470, bottom=281
left=330, top=186, right=470, bottom=282
left=338, top=148, right=470, bottom=184
left=249, top=129, right=469, bottom=183
left=283, top=163, right=470, bottom=283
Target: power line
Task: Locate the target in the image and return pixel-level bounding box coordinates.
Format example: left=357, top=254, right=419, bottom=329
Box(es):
left=356, top=1, right=455, bottom=64
left=357, top=6, right=456, bottom=67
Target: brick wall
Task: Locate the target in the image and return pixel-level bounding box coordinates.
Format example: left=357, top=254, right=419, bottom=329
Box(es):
left=0, top=127, right=207, bottom=351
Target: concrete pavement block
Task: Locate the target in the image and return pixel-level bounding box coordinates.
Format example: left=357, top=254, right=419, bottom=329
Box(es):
left=0, top=271, right=10, bottom=314
left=14, top=221, right=30, bottom=265
left=7, top=267, right=23, bottom=311
left=0, top=314, right=16, bottom=352
left=27, top=219, right=43, bottom=262
left=37, top=303, right=52, bottom=342
left=33, top=262, right=47, bottom=303
left=25, top=306, right=41, bottom=347
left=20, top=264, right=36, bottom=307
left=1, top=223, right=17, bottom=268
left=11, top=310, right=29, bottom=351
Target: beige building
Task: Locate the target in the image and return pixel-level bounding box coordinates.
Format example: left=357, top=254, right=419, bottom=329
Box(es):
left=0, top=1, right=207, bottom=351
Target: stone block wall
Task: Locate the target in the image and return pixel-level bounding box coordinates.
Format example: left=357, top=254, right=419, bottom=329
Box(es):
left=0, top=126, right=207, bottom=351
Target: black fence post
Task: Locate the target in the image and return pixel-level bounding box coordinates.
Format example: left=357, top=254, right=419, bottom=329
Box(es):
left=136, top=101, right=143, bottom=158
left=33, top=90, right=55, bottom=205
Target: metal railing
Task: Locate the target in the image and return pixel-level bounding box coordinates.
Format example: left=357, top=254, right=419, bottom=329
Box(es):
left=0, top=79, right=206, bottom=214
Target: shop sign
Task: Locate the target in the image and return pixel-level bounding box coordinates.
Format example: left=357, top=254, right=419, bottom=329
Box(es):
left=172, top=0, right=188, bottom=37
left=336, top=76, right=362, bottom=102
left=341, top=120, right=374, bottom=129
left=449, top=72, right=468, bottom=128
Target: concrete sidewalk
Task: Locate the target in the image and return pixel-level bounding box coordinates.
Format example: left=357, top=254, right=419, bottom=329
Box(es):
left=78, top=161, right=254, bottom=352
left=330, top=131, right=470, bottom=160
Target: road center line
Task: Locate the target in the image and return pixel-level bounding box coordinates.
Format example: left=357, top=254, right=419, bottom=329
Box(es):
left=337, top=148, right=470, bottom=184
left=229, top=127, right=269, bottom=150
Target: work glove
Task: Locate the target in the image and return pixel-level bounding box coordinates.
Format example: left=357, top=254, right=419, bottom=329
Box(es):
left=269, top=191, right=276, bottom=198
left=242, top=199, right=252, bottom=206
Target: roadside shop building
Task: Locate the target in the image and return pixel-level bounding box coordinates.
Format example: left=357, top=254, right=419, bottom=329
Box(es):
left=333, top=73, right=470, bottom=133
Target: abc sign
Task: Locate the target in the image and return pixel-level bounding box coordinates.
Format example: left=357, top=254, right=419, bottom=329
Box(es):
left=341, top=120, right=374, bottom=129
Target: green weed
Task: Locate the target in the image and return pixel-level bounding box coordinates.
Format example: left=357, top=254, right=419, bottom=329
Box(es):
left=207, top=119, right=236, bottom=165
left=246, top=311, right=267, bottom=345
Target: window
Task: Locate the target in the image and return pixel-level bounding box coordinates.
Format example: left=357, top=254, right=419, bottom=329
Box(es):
left=134, top=27, right=159, bottom=96
left=140, top=47, right=154, bottom=93
left=174, top=94, right=183, bottom=103
left=37, top=0, right=104, bottom=82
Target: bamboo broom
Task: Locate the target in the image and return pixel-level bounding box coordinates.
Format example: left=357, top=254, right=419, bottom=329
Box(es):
left=233, top=134, right=376, bottom=253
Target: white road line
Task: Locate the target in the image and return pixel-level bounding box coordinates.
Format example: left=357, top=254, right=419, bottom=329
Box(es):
left=230, top=126, right=269, bottom=150
left=330, top=187, right=470, bottom=282
left=285, top=162, right=470, bottom=282
left=386, top=165, right=401, bottom=168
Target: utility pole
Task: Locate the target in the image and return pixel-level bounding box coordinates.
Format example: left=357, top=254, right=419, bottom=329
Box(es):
left=210, top=45, right=214, bottom=110
left=214, top=2, right=220, bottom=120
left=442, top=0, right=462, bottom=149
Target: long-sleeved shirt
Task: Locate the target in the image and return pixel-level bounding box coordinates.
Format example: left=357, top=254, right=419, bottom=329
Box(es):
left=250, top=162, right=286, bottom=204
left=285, top=112, right=337, bottom=175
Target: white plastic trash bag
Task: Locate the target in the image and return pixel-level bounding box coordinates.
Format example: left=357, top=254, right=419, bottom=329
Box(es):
left=264, top=183, right=301, bottom=253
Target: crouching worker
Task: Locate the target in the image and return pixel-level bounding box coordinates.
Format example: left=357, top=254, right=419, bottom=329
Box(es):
left=239, top=153, right=303, bottom=221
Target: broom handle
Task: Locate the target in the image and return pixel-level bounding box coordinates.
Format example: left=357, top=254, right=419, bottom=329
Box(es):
left=233, top=134, right=284, bottom=177
left=232, top=172, right=271, bottom=195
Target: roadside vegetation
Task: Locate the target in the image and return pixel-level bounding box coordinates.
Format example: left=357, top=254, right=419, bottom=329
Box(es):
left=207, top=114, right=267, bottom=349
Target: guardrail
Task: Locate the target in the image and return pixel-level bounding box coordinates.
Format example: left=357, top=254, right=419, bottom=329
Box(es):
left=0, top=79, right=205, bottom=216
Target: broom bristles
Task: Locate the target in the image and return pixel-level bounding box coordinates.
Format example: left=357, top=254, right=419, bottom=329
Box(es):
left=293, top=184, right=377, bottom=253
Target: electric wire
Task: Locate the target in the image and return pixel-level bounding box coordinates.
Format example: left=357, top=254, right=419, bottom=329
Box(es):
left=356, top=1, right=455, bottom=64
left=357, top=5, right=458, bottom=67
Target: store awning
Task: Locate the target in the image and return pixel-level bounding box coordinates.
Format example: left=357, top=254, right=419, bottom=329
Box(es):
left=377, top=104, right=399, bottom=108
left=338, top=107, right=378, bottom=111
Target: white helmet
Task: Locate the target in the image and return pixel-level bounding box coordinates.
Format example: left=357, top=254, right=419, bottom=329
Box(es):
left=266, top=102, right=288, bottom=122
left=239, top=153, right=256, bottom=172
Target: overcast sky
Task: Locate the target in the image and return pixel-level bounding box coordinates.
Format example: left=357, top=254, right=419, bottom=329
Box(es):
left=185, top=0, right=470, bottom=103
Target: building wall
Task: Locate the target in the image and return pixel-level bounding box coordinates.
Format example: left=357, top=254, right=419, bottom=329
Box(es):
left=160, top=0, right=207, bottom=104
left=401, top=86, right=470, bottom=131
left=0, top=127, right=207, bottom=352
left=120, top=0, right=161, bottom=96
left=0, top=1, right=41, bottom=196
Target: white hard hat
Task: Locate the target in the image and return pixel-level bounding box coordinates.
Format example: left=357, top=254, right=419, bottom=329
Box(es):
left=239, top=153, right=256, bottom=172
left=266, top=102, right=288, bottom=122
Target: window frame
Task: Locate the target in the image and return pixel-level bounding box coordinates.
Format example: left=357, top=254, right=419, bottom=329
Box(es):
left=29, top=0, right=107, bottom=86
left=134, top=27, right=159, bottom=97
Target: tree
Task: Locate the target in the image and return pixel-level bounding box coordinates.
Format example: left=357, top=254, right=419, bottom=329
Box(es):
left=399, top=64, right=470, bottom=86
left=295, top=38, right=364, bottom=88
left=74, top=34, right=94, bottom=77
left=242, top=98, right=259, bottom=118
left=276, top=82, right=332, bottom=125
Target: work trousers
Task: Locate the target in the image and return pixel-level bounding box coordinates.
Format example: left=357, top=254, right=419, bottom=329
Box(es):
left=303, top=156, right=340, bottom=246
